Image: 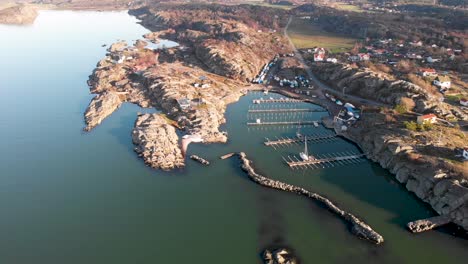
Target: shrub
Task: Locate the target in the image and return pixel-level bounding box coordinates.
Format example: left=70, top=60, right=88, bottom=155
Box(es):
left=404, top=121, right=418, bottom=131
left=394, top=104, right=407, bottom=114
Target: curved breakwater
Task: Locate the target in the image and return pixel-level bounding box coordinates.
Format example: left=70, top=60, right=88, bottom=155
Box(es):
left=229, top=152, right=384, bottom=245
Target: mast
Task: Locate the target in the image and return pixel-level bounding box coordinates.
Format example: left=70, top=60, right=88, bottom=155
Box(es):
left=304, top=136, right=308, bottom=157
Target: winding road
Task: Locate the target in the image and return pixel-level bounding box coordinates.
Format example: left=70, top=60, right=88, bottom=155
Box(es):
left=283, top=16, right=389, bottom=108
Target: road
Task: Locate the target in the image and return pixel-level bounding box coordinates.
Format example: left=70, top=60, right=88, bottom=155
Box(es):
left=283, top=16, right=389, bottom=108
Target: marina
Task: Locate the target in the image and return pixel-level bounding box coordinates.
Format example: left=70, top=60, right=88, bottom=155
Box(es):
left=247, top=120, right=322, bottom=126
left=253, top=98, right=304, bottom=104
left=283, top=152, right=365, bottom=170
left=264, top=133, right=337, bottom=147
left=248, top=108, right=326, bottom=113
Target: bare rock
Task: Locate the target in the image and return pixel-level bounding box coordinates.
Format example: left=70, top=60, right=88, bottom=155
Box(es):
left=0, top=4, right=37, bottom=25
left=132, top=114, right=184, bottom=170
left=84, top=92, right=122, bottom=131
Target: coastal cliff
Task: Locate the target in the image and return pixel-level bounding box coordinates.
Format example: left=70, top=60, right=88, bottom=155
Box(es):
left=343, top=113, right=468, bottom=231
left=130, top=4, right=292, bottom=82
left=311, top=62, right=467, bottom=121
left=0, top=5, right=38, bottom=25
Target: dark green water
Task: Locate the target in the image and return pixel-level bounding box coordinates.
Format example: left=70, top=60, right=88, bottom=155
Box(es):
left=0, top=10, right=466, bottom=264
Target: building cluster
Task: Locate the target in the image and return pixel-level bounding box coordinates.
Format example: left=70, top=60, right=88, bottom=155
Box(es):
left=325, top=93, right=360, bottom=122
left=192, top=75, right=211, bottom=89
left=310, top=48, right=338, bottom=63
left=252, top=56, right=279, bottom=84
left=346, top=38, right=462, bottom=66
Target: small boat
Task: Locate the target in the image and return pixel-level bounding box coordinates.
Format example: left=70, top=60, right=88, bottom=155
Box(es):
left=313, top=121, right=319, bottom=127
left=296, top=126, right=303, bottom=139
left=336, top=100, right=343, bottom=106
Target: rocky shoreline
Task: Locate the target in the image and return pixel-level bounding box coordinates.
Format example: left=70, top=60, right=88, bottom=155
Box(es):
left=0, top=4, right=38, bottom=25
left=83, top=4, right=291, bottom=170
left=132, top=113, right=184, bottom=170
left=342, top=127, right=468, bottom=232
left=231, top=152, right=384, bottom=245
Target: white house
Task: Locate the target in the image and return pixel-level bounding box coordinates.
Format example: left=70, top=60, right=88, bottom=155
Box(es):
left=417, top=114, right=437, bottom=124
left=460, top=98, right=468, bottom=107
left=463, top=148, right=468, bottom=160
left=433, top=76, right=451, bottom=89
left=314, top=53, right=325, bottom=62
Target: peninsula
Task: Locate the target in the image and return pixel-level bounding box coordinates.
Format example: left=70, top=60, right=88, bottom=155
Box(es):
left=84, top=3, right=292, bottom=169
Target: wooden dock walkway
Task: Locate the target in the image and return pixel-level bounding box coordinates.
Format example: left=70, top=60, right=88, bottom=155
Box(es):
left=248, top=108, right=326, bottom=113
left=247, top=120, right=321, bottom=126
left=253, top=98, right=304, bottom=104
left=283, top=152, right=365, bottom=169
left=265, top=133, right=337, bottom=147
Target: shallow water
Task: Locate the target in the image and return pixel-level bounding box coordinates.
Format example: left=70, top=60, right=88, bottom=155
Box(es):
left=0, top=10, right=466, bottom=264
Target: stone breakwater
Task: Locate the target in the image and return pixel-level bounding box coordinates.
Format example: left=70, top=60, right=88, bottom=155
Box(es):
left=233, top=152, right=384, bottom=244
left=132, top=113, right=184, bottom=170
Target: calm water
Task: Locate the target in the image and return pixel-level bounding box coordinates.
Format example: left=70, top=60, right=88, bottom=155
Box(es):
left=0, top=10, right=466, bottom=264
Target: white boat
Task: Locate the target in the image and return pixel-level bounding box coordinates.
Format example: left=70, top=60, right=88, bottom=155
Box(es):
left=299, top=136, right=309, bottom=161
left=313, top=121, right=319, bottom=127
left=336, top=100, right=343, bottom=106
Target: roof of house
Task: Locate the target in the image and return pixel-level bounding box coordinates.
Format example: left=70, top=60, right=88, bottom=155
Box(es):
left=420, top=113, right=437, bottom=119
left=420, top=68, right=436, bottom=73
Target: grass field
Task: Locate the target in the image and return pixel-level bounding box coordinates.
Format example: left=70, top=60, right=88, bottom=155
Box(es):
left=333, top=4, right=365, bottom=13
left=244, top=1, right=295, bottom=10
left=287, top=17, right=358, bottom=53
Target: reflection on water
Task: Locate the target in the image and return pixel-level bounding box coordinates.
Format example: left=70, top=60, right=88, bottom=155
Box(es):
left=0, top=10, right=466, bottom=264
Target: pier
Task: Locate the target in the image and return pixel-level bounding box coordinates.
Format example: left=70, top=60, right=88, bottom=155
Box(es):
left=253, top=98, right=304, bottom=104
left=248, top=108, right=326, bottom=113
left=264, top=133, right=337, bottom=147
left=247, top=120, right=321, bottom=126
left=284, top=152, right=365, bottom=169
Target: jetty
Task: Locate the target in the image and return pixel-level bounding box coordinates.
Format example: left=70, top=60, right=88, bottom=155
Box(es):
left=284, top=152, right=365, bottom=169
left=247, top=120, right=321, bottom=126
left=264, top=133, right=337, bottom=147
left=190, top=155, right=210, bottom=166
left=220, top=152, right=236, bottom=160
left=248, top=108, right=326, bottom=113
left=225, top=152, right=384, bottom=244
left=253, top=98, right=304, bottom=104
left=407, top=215, right=452, bottom=233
